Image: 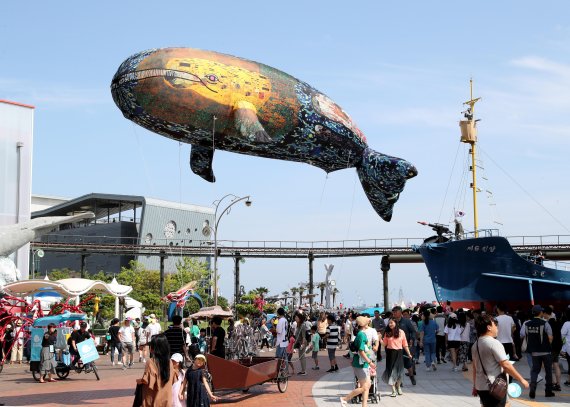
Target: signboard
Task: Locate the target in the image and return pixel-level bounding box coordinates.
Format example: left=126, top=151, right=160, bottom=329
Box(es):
left=77, top=338, right=99, bottom=364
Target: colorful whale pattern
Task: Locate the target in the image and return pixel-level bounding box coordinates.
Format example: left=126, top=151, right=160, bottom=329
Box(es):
left=111, top=48, right=417, bottom=221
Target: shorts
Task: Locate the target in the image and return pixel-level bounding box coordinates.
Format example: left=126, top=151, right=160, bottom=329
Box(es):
left=327, top=348, right=336, bottom=361
left=448, top=340, right=460, bottom=349
left=353, top=366, right=370, bottom=382
left=312, top=351, right=318, bottom=360
left=123, top=342, right=134, bottom=354
left=551, top=351, right=560, bottom=363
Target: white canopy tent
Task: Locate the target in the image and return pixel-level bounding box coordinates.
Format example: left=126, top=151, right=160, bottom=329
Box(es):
left=3, top=278, right=133, bottom=318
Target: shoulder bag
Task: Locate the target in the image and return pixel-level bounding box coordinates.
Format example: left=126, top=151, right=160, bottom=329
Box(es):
left=476, top=339, right=508, bottom=400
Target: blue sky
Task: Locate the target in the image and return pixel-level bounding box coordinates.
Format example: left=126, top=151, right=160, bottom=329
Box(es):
left=2, top=1, right=569, bottom=307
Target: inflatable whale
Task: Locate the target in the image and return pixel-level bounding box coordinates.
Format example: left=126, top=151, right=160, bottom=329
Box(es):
left=111, top=48, right=417, bottom=221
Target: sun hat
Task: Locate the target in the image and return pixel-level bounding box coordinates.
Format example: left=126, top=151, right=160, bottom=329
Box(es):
left=171, top=353, right=184, bottom=363
left=356, top=316, right=369, bottom=327
left=194, top=354, right=207, bottom=363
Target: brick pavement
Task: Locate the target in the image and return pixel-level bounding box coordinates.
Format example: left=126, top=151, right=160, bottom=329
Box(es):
left=0, top=350, right=568, bottom=406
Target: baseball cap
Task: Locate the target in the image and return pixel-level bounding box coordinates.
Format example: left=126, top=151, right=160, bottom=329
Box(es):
left=531, top=305, right=543, bottom=314
left=449, top=313, right=457, bottom=319
left=171, top=353, right=184, bottom=363
left=79, top=321, right=88, bottom=327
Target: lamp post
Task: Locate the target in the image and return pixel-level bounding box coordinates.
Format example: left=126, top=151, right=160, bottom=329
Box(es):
left=32, top=249, right=44, bottom=279
left=204, top=194, right=252, bottom=306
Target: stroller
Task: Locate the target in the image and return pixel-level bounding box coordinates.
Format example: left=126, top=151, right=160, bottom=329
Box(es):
left=351, top=358, right=380, bottom=404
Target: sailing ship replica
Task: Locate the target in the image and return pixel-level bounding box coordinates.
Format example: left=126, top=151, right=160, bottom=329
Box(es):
left=415, top=81, right=570, bottom=310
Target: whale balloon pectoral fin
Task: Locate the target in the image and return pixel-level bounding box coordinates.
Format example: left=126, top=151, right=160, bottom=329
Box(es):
left=234, top=100, right=272, bottom=143
left=357, top=148, right=417, bottom=222
left=190, top=145, right=216, bottom=183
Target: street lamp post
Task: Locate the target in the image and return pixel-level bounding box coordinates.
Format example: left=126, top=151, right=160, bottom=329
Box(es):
left=205, top=194, right=252, bottom=306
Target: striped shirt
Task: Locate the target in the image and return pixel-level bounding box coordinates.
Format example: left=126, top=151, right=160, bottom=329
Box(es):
left=326, top=324, right=340, bottom=349
left=164, top=326, right=185, bottom=356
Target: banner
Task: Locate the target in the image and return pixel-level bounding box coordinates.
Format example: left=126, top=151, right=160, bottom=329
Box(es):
left=77, top=338, right=99, bottom=364
left=30, top=328, right=45, bottom=362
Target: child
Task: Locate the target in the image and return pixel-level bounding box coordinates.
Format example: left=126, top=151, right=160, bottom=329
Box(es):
left=307, top=325, right=320, bottom=370
left=286, top=335, right=296, bottom=375
left=179, top=354, right=218, bottom=407
left=171, top=353, right=186, bottom=407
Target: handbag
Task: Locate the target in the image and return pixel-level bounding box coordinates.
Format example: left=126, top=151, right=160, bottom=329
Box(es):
left=476, top=340, right=508, bottom=400
left=132, top=382, right=143, bottom=407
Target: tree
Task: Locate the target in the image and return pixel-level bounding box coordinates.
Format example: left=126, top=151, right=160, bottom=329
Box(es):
left=252, top=287, right=269, bottom=299
left=317, top=282, right=327, bottom=305
left=281, top=290, right=289, bottom=307
left=332, top=288, right=340, bottom=307
left=290, top=287, right=299, bottom=308
left=298, top=284, right=305, bottom=307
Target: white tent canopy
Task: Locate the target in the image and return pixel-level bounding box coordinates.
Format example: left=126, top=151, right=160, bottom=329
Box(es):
left=3, top=278, right=132, bottom=297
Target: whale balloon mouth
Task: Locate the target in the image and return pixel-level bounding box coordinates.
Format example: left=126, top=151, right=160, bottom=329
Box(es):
left=111, top=68, right=218, bottom=93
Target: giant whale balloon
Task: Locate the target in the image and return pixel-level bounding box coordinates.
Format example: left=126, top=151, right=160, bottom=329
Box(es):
left=111, top=48, right=417, bottom=221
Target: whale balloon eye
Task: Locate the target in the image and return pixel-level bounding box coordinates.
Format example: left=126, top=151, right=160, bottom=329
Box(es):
left=205, top=74, right=219, bottom=83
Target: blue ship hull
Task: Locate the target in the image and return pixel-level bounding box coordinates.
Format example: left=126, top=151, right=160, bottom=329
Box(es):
left=417, top=236, right=570, bottom=309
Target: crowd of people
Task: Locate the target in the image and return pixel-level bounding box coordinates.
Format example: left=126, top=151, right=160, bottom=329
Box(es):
left=262, top=302, right=570, bottom=407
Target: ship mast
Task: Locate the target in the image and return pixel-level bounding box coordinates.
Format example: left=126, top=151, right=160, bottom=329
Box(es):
left=459, top=79, right=481, bottom=237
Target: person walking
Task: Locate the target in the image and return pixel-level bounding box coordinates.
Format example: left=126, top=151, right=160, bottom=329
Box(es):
left=392, top=306, right=417, bottom=384
left=339, top=316, right=375, bottom=407
left=39, top=323, right=58, bottom=383
left=495, top=304, right=516, bottom=360
left=419, top=309, right=437, bottom=371
left=120, top=319, right=136, bottom=369
left=371, top=310, right=385, bottom=362
left=543, top=306, right=562, bottom=391
left=434, top=306, right=447, bottom=364
left=293, top=312, right=308, bottom=376
left=560, top=307, right=570, bottom=387
left=324, top=314, right=340, bottom=372
left=472, top=314, right=528, bottom=407
left=458, top=311, right=471, bottom=372
left=275, top=307, right=288, bottom=359
left=164, top=315, right=185, bottom=357
left=108, top=318, right=124, bottom=366
left=10, top=320, right=24, bottom=364
left=381, top=317, right=413, bottom=397
left=137, top=334, right=174, bottom=406
left=444, top=313, right=461, bottom=371
left=521, top=304, right=555, bottom=399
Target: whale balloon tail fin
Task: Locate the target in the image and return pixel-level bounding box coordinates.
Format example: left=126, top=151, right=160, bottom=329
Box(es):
left=357, top=148, right=417, bottom=222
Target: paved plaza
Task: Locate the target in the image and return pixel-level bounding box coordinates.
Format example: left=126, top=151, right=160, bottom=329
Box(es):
left=0, top=350, right=568, bottom=406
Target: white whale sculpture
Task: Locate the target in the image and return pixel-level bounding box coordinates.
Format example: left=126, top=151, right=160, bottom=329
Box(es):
left=0, top=212, right=95, bottom=288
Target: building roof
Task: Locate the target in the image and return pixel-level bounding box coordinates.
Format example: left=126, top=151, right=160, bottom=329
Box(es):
left=31, top=192, right=213, bottom=219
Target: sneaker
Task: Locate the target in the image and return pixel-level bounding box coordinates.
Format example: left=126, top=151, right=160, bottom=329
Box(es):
left=334, top=365, right=339, bottom=371
left=564, top=381, right=570, bottom=387
left=553, top=384, right=561, bottom=391
left=529, top=389, right=535, bottom=399
left=259, top=350, right=265, bottom=353
left=142, top=358, right=146, bottom=363
left=426, top=367, right=432, bottom=372
left=442, top=359, right=447, bottom=363
left=452, top=367, right=459, bottom=372
left=112, top=361, right=116, bottom=366
left=297, top=371, right=307, bottom=376
left=138, top=357, right=142, bottom=362
left=122, top=364, right=127, bottom=370
left=397, top=386, right=403, bottom=395
left=339, top=397, right=348, bottom=407
left=410, top=375, right=416, bottom=385
left=390, top=390, right=397, bottom=397
left=545, top=391, right=555, bottom=397
left=311, top=367, right=319, bottom=370
left=431, top=363, right=437, bottom=371
left=326, top=368, right=335, bottom=373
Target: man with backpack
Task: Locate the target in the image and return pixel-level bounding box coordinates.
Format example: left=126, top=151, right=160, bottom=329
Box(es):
left=521, top=305, right=555, bottom=399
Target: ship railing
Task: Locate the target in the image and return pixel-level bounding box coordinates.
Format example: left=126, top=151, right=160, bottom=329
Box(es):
left=504, top=234, right=570, bottom=246
left=544, top=260, right=570, bottom=271
left=456, top=229, right=500, bottom=240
